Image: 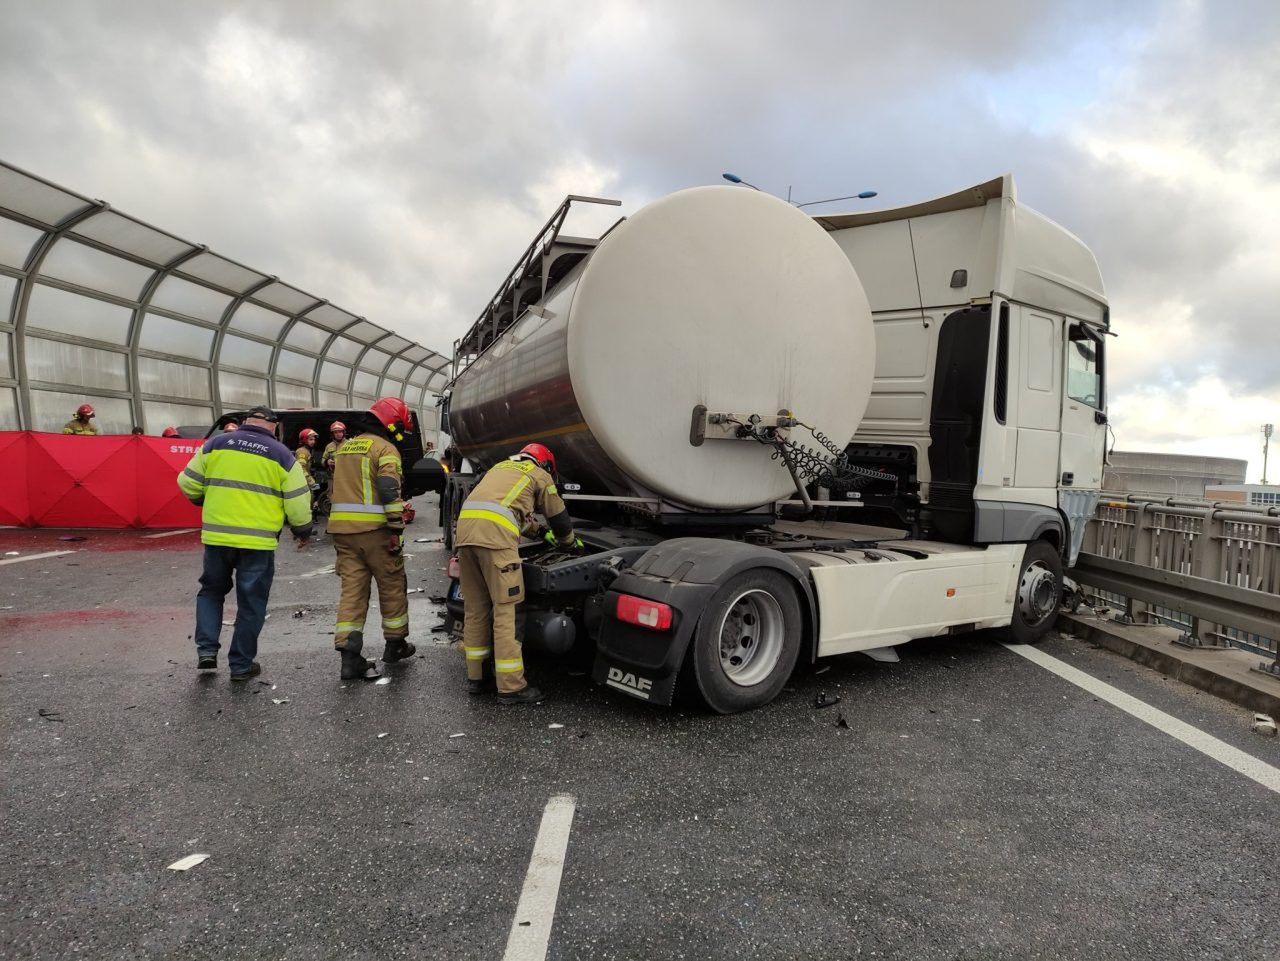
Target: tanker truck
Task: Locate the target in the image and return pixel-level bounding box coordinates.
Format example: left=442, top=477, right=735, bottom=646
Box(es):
left=440, top=175, right=1109, bottom=713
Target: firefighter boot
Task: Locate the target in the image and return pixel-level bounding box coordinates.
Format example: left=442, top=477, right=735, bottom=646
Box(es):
left=338, top=631, right=381, bottom=680
left=496, top=684, right=545, bottom=705
left=382, top=637, right=417, bottom=662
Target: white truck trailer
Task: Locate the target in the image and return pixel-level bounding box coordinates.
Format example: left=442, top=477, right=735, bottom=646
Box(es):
left=441, top=175, right=1109, bottom=713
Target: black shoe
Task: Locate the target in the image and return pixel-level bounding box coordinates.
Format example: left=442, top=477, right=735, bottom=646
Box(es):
left=496, top=685, right=545, bottom=705
left=230, top=661, right=261, bottom=682
left=467, top=678, right=487, bottom=696
left=197, top=655, right=217, bottom=671
left=338, top=631, right=380, bottom=680
left=382, top=638, right=416, bottom=662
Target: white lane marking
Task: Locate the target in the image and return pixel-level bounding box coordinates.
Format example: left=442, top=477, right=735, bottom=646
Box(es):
left=502, top=795, right=577, bottom=961
left=299, top=564, right=335, bottom=578
left=142, top=528, right=197, bottom=539
left=1004, top=643, right=1280, bottom=796
left=0, top=550, right=74, bottom=567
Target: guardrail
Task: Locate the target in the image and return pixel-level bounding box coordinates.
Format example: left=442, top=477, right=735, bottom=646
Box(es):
left=1075, top=493, right=1280, bottom=678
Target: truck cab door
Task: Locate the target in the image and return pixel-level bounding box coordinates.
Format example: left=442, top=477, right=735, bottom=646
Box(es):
left=1058, top=323, right=1106, bottom=489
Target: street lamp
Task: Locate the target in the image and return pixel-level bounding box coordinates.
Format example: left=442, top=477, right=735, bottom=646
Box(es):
left=1263, top=423, right=1273, bottom=485
left=793, top=190, right=878, bottom=209
left=722, top=172, right=760, bottom=191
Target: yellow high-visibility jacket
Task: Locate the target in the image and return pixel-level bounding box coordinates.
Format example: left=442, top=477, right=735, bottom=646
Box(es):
left=327, top=431, right=405, bottom=534
left=62, top=419, right=98, bottom=435
left=456, top=457, right=574, bottom=551
left=295, top=445, right=315, bottom=485
left=177, top=424, right=312, bottom=550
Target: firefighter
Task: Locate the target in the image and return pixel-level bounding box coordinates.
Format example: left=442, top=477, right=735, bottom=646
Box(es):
left=177, top=405, right=313, bottom=680
left=295, top=428, right=318, bottom=487
left=62, top=404, right=98, bottom=435
left=322, top=421, right=346, bottom=472
left=223, top=422, right=238, bottom=432
left=327, top=397, right=416, bottom=680
left=162, top=427, right=180, bottom=438
left=456, top=443, right=578, bottom=704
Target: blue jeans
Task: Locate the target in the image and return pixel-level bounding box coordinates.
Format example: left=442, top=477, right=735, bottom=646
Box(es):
left=193, top=546, right=276, bottom=673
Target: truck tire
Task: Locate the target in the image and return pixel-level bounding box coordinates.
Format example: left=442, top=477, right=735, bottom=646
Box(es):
left=1007, top=540, right=1063, bottom=645
left=691, top=569, right=802, bottom=714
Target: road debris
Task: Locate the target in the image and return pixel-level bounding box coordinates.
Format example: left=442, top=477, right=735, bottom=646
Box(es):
left=166, top=853, right=210, bottom=872
left=548, top=723, right=565, bottom=730
left=813, top=692, right=840, bottom=709
left=271, top=698, right=289, bottom=705
left=3, top=551, right=19, bottom=556
left=377, top=732, right=389, bottom=739
left=814, top=665, right=830, bottom=675
left=58, top=535, right=87, bottom=542
left=449, top=733, right=466, bottom=739
left=38, top=708, right=64, bottom=722
left=1252, top=713, right=1277, bottom=737
left=291, top=609, right=306, bottom=618
left=375, top=677, right=392, bottom=686
left=835, top=712, right=850, bottom=729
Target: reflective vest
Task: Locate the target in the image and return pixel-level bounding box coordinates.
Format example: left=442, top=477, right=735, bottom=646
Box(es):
left=456, top=458, right=574, bottom=550
left=177, top=424, right=312, bottom=550
left=62, top=419, right=98, bottom=435
left=327, top=431, right=405, bottom=534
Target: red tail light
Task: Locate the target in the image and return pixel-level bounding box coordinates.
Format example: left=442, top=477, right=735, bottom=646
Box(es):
left=615, top=594, right=673, bottom=630
left=447, top=555, right=460, bottom=579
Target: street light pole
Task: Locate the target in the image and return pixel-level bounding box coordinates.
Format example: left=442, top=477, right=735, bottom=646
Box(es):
left=1263, top=423, right=1273, bottom=485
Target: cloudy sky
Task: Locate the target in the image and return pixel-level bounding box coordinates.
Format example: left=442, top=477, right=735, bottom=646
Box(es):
left=2, top=0, right=1277, bottom=476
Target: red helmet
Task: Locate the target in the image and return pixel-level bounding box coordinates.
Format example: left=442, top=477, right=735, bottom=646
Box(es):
left=299, top=428, right=318, bottom=443
left=77, top=404, right=95, bottom=417
left=519, top=443, right=556, bottom=474
left=162, top=427, right=180, bottom=438
left=370, top=397, right=413, bottom=442
left=329, top=420, right=346, bottom=434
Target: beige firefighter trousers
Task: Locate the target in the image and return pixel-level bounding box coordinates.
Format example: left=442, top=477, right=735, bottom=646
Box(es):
left=458, top=544, right=526, bottom=693
left=332, top=530, right=409, bottom=648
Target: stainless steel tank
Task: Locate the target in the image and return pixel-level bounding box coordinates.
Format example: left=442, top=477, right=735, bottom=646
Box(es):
left=448, top=186, right=876, bottom=512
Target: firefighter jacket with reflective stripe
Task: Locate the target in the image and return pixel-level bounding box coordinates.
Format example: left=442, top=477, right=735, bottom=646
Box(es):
left=62, top=419, right=98, bottom=435
left=295, top=445, right=315, bottom=484
left=321, top=441, right=342, bottom=470
left=326, top=431, right=405, bottom=534
left=455, top=457, right=574, bottom=551
left=176, top=424, right=312, bottom=550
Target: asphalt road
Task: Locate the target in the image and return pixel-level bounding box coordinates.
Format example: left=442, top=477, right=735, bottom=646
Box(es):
left=2, top=508, right=1278, bottom=961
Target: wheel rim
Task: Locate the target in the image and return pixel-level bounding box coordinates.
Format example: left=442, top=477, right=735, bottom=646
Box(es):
left=716, top=588, right=785, bottom=687
left=1018, top=560, right=1058, bottom=626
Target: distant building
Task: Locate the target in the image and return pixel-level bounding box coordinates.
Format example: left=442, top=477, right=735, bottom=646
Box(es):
left=1203, top=484, right=1280, bottom=507
left=1103, top=451, right=1247, bottom=498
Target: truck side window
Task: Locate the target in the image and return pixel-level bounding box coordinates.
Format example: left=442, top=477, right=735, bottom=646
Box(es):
left=1067, top=323, right=1103, bottom=409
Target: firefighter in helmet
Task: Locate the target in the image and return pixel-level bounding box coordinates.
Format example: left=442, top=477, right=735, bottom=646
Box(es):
left=63, top=404, right=98, bottom=435
left=455, top=443, right=578, bottom=704
left=322, top=421, right=346, bottom=472
left=295, top=428, right=319, bottom=488
left=327, top=398, right=415, bottom=680
left=162, top=427, right=181, bottom=438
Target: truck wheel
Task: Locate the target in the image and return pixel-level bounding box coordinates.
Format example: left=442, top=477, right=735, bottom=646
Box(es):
left=1008, top=540, right=1063, bottom=645
left=691, top=569, right=801, bottom=714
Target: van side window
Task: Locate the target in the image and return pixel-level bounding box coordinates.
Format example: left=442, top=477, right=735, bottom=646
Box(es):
left=1067, top=324, right=1103, bottom=409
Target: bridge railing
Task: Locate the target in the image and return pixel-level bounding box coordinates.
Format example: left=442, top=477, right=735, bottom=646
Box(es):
left=1076, top=493, right=1280, bottom=675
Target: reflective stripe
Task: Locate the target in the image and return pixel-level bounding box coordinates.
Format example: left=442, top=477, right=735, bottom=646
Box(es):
left=378, top=455, right=402, bottom=467
left=501, top=476, right=531, bottom=507
left=458, top=508, right=520, bottom=536
left=464, top=500, right=518, bottom=525
left=336, top=621, right=364, bottom=632
left=465, top=647, right=492, bottom=660
left=361, top=458, right=372, bottom=505
left=382, top=614, right=408, bottom=630
left=495, top=658, right=524, bottom=673
left=183, top=467, right=206, bottom=484
left=282, top=486, right=310, bottom=499
left=205, top=477, right=284, bottom=498
left=202, top=522, right=278, bottom=538
left=331, top=503, right=386, bottom=514
left=547, top=484, right=558, bottom=495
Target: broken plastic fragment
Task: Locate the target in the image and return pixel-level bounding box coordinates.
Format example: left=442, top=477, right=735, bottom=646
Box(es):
left=271, top=698, right=289, bottom=705
left=813, top=692, right=840, bottom=709
left=449, top=733, right=466, bottom=738
left=375, top=677, right=392, bottom=686
left=166, top=853, right=210, bottom=871
left=377, top=732, right=389, bottom=739
left=548, top=723, right=565, bottom=730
